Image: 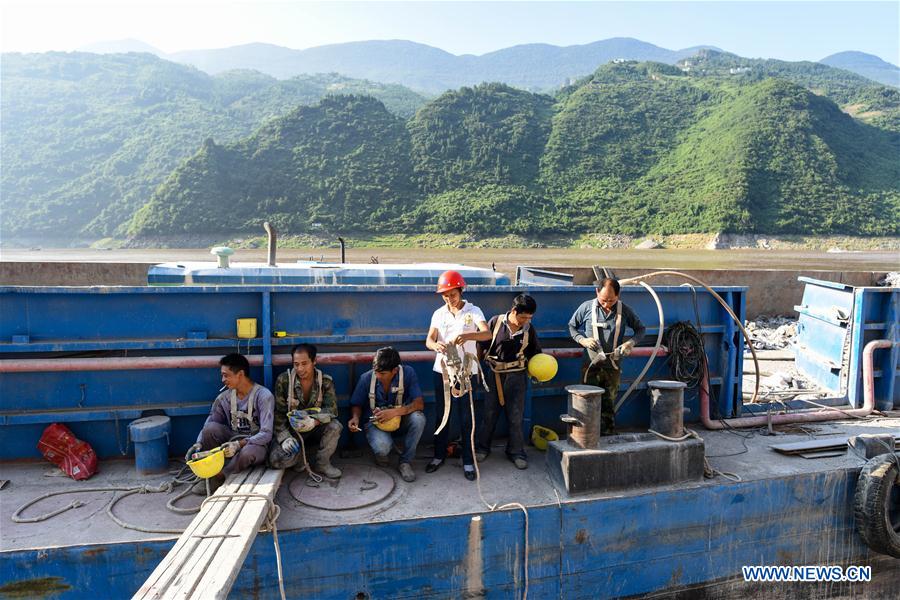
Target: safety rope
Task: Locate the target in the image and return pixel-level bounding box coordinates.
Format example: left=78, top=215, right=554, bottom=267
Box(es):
left=296, top=433, right=324, bottom=485
left=11, top=463, right=203, bottom=533
left=468, top=389, right=530, bottom=600
left=647, top=428, right=742, bottom=482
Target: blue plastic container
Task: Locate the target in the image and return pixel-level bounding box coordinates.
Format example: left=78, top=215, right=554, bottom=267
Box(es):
left=128, top=416, right=171, bottom=474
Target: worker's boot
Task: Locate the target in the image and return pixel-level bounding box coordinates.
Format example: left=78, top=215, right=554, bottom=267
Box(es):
left=315, top=421, right=343, bottom=479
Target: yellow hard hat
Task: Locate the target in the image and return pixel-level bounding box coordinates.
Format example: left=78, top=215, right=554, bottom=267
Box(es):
left=187, top=449, right=225, bottom=479
left=374, top=415, right=401, bottom=432
left=531, top=425, right=559, bottom=451
left=528, top=353, right=558, bottom=382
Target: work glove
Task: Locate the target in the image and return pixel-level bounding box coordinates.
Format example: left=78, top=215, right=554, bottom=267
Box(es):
left=222, top=441, right=241, bottom=458
left=282, top=437, right=300, bottom=454
left=589, top=349, right=608, bottom=367
left=185, top=442, right=202, bottom=461
left=615, top=340, right=635, bottom=359
left=579, top=337, right=600, bottom=351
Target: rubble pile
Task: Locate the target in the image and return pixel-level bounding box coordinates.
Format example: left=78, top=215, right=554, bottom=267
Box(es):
left=878, top=271, right=900, bottom=287
left=744, top=315, right=798, bottom=350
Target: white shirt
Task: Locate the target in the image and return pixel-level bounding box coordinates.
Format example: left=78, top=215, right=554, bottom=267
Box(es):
left=429, top=301, right=486, bottom=373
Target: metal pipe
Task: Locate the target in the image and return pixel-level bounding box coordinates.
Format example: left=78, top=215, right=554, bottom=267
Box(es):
left=0, top=347, right=590, bottom=373
left=701, top=339, right=894, bottom=429
left=263, top=222, right=277, bottom=266
left=338, top=237, right=346, bottom=264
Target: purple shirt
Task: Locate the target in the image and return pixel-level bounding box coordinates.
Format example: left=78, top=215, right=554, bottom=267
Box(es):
left=198, top=383, right=274, bottom=447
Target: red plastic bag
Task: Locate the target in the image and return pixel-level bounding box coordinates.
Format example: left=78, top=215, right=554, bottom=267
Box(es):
left=37, top=423, right=98, bottom=480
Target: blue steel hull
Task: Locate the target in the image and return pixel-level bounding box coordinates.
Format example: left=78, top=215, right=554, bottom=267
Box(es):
left=2, top=466, right=897, bottom=598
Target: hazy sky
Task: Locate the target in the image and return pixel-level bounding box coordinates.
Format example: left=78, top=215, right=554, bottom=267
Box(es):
left=2, top=1, right=898, bottom=64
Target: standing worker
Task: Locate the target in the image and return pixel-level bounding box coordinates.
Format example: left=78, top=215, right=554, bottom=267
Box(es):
left=188, top=353, right=274, bottom=493
left=568, top=278, right=645, bottom=435
left=476, top=293, right=542, bottom=470
left=268, top=344, right=343, bottom=479
left=424, top=270, right=489, bottom=481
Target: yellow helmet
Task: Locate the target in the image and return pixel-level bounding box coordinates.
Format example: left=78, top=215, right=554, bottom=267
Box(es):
left=374, top=415, right=401, bottom=432
left=187, top=449, right=225, bottom=479
left=528, top=353, right=558, bottom=382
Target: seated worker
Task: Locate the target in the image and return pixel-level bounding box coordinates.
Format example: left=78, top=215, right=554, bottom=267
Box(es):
left=348, top=347, right=425, bottom=483
left=476, top=293, right=542, bottom=470
left=188, top=353, right=274, bottom=492
left=568, top=277, right=645, bottom=435
left=268, top=344, right=343, bottom=479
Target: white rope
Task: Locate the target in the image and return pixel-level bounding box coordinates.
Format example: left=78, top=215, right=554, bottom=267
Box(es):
left=296, top=434, right=324, bottom=484
left=468, top=388, right=530, bottom=600
left=647, top=428, right=743, bottom=482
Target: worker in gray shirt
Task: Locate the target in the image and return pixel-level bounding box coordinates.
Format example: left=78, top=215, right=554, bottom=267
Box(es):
left=568, top=277, right=645, bottom=435
left=187, top=353, right=274, bottom=493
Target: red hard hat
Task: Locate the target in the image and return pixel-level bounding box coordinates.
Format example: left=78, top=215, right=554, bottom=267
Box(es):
left=436, top=270, right=466, bottom=294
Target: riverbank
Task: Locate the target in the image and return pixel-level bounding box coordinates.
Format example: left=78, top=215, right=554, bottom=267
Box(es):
left=4, top=233, right=899, bottom=251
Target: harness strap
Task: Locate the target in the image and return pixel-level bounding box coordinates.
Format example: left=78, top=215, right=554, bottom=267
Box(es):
left=590, top=299, right=623, bottom=371
left=287, top=368, right=324, bottom=411
left=486, top=313, right=530, bottom=368
left=368, top=367, right=404, bottom=412
left=230, top=384, right=260, bottom=434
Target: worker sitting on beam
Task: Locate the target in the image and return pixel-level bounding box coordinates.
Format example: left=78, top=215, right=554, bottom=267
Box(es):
left=348, top=347, right=426, bottom=483
left=188, top=353, right=275, bottom=493
left=268, top=343, right=343, bottom=479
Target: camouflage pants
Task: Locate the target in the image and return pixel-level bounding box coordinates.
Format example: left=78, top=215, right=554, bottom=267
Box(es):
left=583, top=362, right=621, bottom=435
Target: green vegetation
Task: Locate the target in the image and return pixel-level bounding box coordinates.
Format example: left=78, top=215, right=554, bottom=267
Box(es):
left=2, top=53, right=898, bottom=243
left=0, top=52, right=426, bottom=240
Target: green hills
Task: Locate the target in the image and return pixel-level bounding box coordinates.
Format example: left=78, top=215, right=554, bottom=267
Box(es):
left=2, top=51, right=899, bottom=244
left=128, top=64, right=900, bottom=239
left=0, top=52, right=425, bottom=241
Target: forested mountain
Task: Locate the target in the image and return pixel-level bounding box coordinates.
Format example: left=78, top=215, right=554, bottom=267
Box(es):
left=680, top=50, right=900, bottom=132
left=166, top=38, right=715, bottom=93
left=820, top=51, right=900, bottom=88
left=125, top=65, right=900, bottom=240
left=3, top=51, right=899, bottom=244
left=129, top=96, right=415, bottom=235
left=0, top=52, right=426, bottom=241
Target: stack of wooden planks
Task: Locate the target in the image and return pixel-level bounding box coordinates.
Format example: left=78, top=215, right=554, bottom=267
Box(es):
left=134, top=466, right=284, bottom=599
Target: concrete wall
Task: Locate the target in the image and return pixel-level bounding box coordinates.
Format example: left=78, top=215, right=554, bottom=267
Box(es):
left=0, top=261, right=884, bottom=318
left=0, top=262, right=152, bottom=287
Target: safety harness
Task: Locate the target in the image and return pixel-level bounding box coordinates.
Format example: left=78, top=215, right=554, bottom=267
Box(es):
left=434, top=344, right=486, bottom=435
left=368, top=366, right=405, bottom=412
left=484, top=313, right=531, bottom=406
left=287, top=368, right=324, bottom=411
left=229, top=384, right=261, bottom=436
left=585, top=300, right=623, bottom=380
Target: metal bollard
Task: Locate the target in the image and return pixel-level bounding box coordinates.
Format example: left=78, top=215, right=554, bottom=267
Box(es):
left=648, top=380, right=687, bottom=438
left=561, top=384, right=605, bottom=448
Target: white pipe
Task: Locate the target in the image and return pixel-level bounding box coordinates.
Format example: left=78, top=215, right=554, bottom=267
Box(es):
left=615, top=281, right=665, bottom=412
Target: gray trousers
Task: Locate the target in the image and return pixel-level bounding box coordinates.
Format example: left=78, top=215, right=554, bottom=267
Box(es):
left=268, top=420, right=343, bottom=469
left=200, top=422, right=267, bottom=476
left=477, top=370, right=527, bottom=460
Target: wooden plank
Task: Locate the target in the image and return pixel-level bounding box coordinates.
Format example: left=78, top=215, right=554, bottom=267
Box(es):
left=134, top=469, right=256, bottom=599
left=133, top=467, right=267, bottom=599
left=193, top=468, right=283, bottom=599
left=165, top=467, right=267, bottom=598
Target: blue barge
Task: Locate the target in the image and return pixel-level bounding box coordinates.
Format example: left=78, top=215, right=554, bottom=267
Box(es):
left=0, top=274, right=898, bottom=598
